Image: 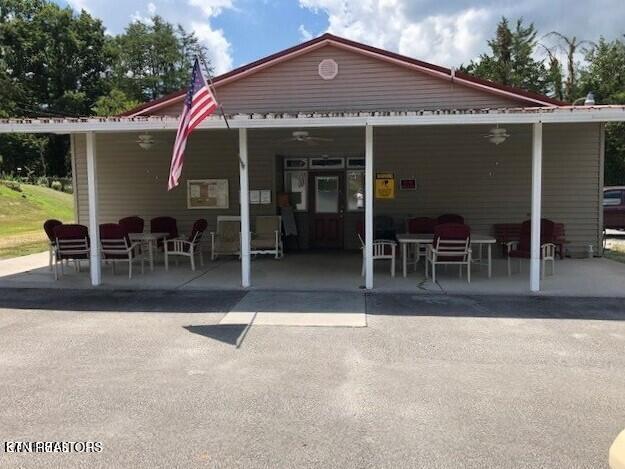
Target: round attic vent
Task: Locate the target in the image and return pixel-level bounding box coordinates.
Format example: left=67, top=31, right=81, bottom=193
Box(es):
left=318, top=59, right=338, bottom=80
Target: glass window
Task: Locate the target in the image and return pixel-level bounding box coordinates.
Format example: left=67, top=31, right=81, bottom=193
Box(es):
left=284, top=171, right=308, bottom=211
left=315, top=176, right=339, bottom=213
left=310, top=157, right=344, bottom=169
left=603, top=190, right=622, bottom=206
left=284, top=158, right=307, bottom=169
left=347, top=171, right=364, bottom=211
left=347, top=157, right=365, bottom=168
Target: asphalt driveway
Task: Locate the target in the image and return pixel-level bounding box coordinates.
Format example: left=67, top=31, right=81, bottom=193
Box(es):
left=1, top=288, right=624, bottom=468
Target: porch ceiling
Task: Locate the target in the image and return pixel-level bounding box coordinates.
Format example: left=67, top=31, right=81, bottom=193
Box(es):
left=1, top=105, right=625, bottom=134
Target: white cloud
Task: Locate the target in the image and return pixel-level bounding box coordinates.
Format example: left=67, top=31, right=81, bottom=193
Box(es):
left=398, top=9, right=491, bottom=66
left=299, top=0, right=625, bottom=67
left=299, top=0, right=492, bottom=67
left=187, top=0, right=234, bottom=17
left=66, top=0, right=236, bottom=75
left=298, top=24, right=313, bottom=41
left=66, top=0, right=92, bottom=13
left=191, top=22, right=233, bottom=74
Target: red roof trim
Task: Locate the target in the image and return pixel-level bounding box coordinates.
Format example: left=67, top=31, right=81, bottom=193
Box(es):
left=122, top=32, right=565, bottom=117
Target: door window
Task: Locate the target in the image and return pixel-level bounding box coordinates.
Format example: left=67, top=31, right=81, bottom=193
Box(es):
left=285, top=171, right=308, bottom=211
left=346, top=171, right=364, bottom=211
left=315, top=176, right=339, bottom=213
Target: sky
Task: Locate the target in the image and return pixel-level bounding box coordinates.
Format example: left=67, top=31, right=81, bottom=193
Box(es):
left=54, top=0, right=625, bottom=76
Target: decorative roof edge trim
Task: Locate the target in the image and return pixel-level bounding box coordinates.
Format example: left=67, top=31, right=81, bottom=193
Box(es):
left=2, top=106, right=623, bottom=134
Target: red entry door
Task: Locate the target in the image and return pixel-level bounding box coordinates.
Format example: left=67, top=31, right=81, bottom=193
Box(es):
left=310, top=173, right=344, bottom=249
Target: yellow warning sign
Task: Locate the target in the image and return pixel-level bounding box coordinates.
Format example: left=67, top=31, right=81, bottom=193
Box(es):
left=375, top=173, right=395, bottom=199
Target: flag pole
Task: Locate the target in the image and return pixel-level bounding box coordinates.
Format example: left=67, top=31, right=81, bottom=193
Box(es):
left=197, top=54, right=230, bottom=129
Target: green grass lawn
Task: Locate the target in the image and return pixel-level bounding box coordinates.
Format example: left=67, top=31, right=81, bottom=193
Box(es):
left=0, top=182, right=74, bottom=259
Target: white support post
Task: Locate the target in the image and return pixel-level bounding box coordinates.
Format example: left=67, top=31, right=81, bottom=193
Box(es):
left=239, top=128, right=251, bottom=288
left=86, top=132, right=101, bottom=286
left=530, top=122, right=543, bottom=292
left=365, top=125, right=374, bottom=289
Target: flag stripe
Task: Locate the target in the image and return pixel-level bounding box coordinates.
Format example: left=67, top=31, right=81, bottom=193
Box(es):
left=168, top=58, right=219, bottom=190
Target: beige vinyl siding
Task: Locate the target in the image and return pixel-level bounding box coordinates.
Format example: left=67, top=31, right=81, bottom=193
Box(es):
left=75, top=130, right=276, bottom=235
left=74, top=123, right=601, bottom=257
left=373, top=123, right=602, bottom=255
left=153, top=45, right=524, bottom=117
left=542, top=123, right=602, bottom=254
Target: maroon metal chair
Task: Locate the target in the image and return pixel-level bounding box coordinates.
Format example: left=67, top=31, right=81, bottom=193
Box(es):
left=118, top=216, right=144, bottom=234
left=43, top=219, right=63, bottom=269
left=425, top=223, right=472, bottom=283
left=150, top=216, right=178, bottom=237
left=100, top=223, right=144, bottom=279
left=150, top=216, right=178, bottom=249
left=437, top=214, right=465, bottom=225
left=52, top=224, right=90, bottom=280
left=406, top=217, right=437, bottom=234
left=506, top=219, right=556, bottom=277
left=405, top=217, right=438, bottom=267
left=164, top=219, right=208, bottom=271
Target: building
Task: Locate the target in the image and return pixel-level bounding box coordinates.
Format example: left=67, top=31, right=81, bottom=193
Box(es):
left=3, top=33, right=625, bottom=291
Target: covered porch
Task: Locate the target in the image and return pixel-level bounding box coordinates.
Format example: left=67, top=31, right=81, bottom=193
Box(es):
left=2, top=106, right=625, bottom=294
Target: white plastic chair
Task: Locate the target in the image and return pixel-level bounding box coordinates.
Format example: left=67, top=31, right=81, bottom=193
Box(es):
left=425, top=225, right=472, bottom=283
left=357, top=233, right=396, bottom=277
left=165, top=219, right=207, bottom=271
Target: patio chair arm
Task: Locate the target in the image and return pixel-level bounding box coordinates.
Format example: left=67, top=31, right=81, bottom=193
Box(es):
left=505, top=241, right=519, bottom=253
left=373, top=239, right=396, bottom=246
left=166, top=238, right=193, bottom=253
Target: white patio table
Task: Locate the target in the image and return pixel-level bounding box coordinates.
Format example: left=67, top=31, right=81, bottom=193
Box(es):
left=396, top=233, right=497, bottom=278
left=129, top=232, right=169, bottom=271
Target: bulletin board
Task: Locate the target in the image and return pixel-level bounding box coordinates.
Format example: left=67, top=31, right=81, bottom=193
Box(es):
left=187, top=179, right=229, bottom=209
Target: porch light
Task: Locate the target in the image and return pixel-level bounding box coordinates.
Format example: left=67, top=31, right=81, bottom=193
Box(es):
left=137, top=133, right=155, bottom=150
left=573, top=91, right=596, bottom=106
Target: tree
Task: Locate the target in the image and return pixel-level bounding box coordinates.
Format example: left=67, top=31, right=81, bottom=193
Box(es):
left=92, top=89, right=140, bottom=116
left=580, top=37, right=625, bottom=185
left=462, top=17, right=549, bottom=94
left=0, top=0, right=112, bottom=176
left=545, top=32, right=594, bottom=102
left=540, top=44, right=565, bottom=100
left=110, top=16, right=206, bottom=102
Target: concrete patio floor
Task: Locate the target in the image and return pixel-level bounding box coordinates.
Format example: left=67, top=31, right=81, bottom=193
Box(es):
left=1, top=250, right=625, bottom=296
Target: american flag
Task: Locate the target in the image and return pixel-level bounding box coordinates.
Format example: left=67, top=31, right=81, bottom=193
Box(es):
left=168, top=58, right=218, bottom=190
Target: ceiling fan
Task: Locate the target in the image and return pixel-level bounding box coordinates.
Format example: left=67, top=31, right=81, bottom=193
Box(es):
left=279, top=130, right=333, bottom=145
left=484, top=124, right=510, bottom=145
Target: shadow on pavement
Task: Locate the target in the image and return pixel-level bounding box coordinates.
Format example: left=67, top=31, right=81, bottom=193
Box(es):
left=0, top=288, right=246, bottom=313
left=183, top=324, right=249, bottom=346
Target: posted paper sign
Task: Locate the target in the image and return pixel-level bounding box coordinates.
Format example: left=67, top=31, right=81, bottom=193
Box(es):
left=187, top=179, right=229, bottom=209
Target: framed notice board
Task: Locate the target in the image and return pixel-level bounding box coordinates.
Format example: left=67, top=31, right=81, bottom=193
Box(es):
left=187, top=179, right=229, bottom=209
